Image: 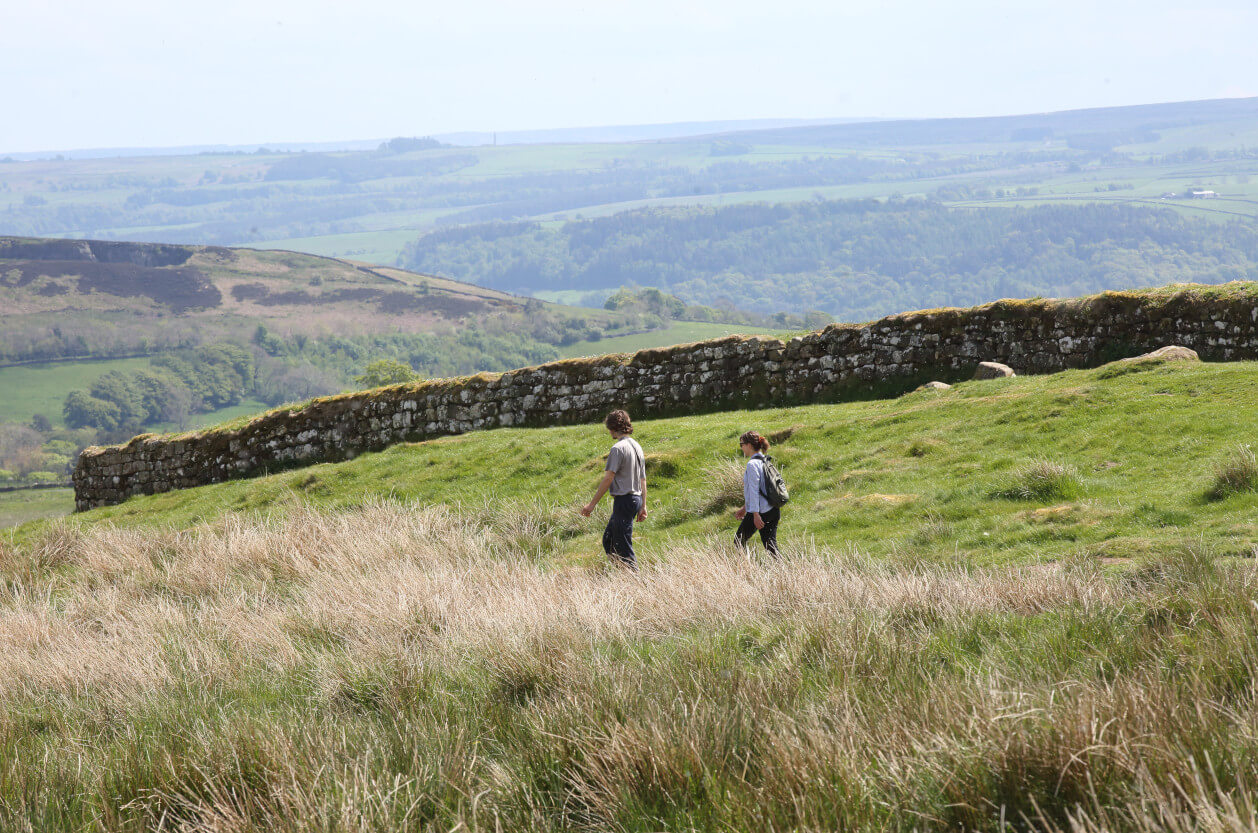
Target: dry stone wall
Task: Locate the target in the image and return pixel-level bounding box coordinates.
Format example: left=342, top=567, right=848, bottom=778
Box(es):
left=75, top=283, right=1258, bottom=510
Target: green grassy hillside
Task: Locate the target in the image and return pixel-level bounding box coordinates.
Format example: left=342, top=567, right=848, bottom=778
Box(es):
left=32, top=358, right=1258, bottom=566
left=6, top=357, right=1258, bottom=831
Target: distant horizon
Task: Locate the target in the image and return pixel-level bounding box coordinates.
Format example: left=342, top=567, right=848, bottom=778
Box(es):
left=4, top=93, right=1255, bottom=159
left=5, top=0, right=1255, bottom=155
left=0, top=116, right=865, bottom=160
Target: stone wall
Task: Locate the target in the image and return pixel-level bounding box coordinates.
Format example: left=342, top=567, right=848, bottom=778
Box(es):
left=74, top=283, right=1258, bottom=510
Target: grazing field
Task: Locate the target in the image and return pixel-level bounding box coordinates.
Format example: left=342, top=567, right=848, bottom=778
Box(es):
left=557, top=322, right=782, bottom=358
left=0, top=352, right=270, bottom=435
left=249, top=230, right=432, bottom=263
left=6, top=358, right=1258, bottom=830
left=0, top=357, right=154, bottom=427
left=0, top=487, right=72, bottom=527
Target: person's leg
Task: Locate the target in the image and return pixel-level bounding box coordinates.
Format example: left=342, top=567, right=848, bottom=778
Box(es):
left=606, top=494, right=639, bottom=570
left=758, top=507, right=781, bottom=558
left=734, top=513, right=758, bottom=552
left=602, top=514, right=615, bottom=558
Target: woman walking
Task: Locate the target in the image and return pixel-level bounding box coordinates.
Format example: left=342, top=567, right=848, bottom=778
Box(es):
left=735, top=430, right=780, bottom=558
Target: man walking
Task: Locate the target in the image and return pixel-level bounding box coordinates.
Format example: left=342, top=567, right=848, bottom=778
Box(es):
left=580, top=409, right=647, bottom=570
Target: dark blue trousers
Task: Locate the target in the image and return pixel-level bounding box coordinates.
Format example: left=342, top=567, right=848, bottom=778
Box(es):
left=603, top=493, right=641, bottom=569
left=736, top=506, right=781, bottom=558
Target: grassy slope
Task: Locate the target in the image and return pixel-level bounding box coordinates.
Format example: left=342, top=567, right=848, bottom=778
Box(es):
left=32, top=359, right=1258, bottom=567
left=8, top=359, right=1258, bottom=831
left=0, top=355, right=268, bottom=431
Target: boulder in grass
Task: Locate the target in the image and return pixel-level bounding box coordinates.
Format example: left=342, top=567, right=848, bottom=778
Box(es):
left=973, top=361, right=1015, bottom=380
left=1126, top=345, right=1200, bottom=363
left=916, top=381, right=952, bottom=391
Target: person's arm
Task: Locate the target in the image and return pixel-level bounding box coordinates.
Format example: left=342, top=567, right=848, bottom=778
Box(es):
left=581, top=470, right=616, bottom=516
left=635, top=445, right=648, bottom=521
left=738, top=459, right=755, bottom=520
left=747, top=459, right=766, bottom=528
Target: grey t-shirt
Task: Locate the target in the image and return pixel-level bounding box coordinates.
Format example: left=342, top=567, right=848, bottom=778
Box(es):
left=605, top=436, right=646, bottom=496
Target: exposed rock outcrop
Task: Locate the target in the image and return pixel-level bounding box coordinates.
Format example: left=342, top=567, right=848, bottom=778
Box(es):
left=973, top=361, right=1016, bottom=379
left=1126, top=345, right=1200, bottom=363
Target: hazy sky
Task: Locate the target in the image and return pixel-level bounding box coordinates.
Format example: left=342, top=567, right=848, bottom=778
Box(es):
left=4, top=0, right=1256, bottom=153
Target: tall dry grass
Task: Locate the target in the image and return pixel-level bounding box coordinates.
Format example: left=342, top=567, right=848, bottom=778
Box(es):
left=0, top=502, right=1119, bottom=700
left=1, top=502, right=1257, bottom=831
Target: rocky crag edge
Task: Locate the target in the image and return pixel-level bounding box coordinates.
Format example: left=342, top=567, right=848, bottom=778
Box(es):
left=74, top=282, right=1258, bottom=510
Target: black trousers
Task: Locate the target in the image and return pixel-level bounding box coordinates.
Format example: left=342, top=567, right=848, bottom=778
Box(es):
left=735, top=506, right=781, bottom=558
left=603, top=493, right=641, bottom=569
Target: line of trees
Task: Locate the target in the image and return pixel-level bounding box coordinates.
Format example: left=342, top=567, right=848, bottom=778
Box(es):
left=63, top=344, right=255, bottom=431
left=55, top=313, right=590, bottom=433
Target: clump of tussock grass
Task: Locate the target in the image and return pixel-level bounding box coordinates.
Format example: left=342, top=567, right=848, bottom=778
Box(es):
left=995, top=458, right=1083, bottom=501
left=1095, top=357, right=1165, bottom=379
left=768, top=424, right=803, bottom=445
left=1206, top=443, right=1258, bottom=500
left=644, top=450, right=683, bottom=479
left=912, top=511, right=951, bottom=545
left=906, top=437, right=942, bottom=457
left=697, top=458, right=746, bottom=514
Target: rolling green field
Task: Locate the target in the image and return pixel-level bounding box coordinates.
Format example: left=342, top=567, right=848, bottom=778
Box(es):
left=0, top=487, right=72, bottom=527
left=249, top=230, right=430, bottom=263
left=558, top=322, right=782, bottom=358
left=0, top=357, right=155, bottom=427
left=0, top=356, right=270, bottom=432
left=7, top=358, right=1258, bottom=830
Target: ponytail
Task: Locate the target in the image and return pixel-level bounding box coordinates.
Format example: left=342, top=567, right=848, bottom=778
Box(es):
left=739, top=430, right=769, bottom=453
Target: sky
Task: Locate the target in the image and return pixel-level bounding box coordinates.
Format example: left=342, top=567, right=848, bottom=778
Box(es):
left=4, top=0, right=1257, bottom=154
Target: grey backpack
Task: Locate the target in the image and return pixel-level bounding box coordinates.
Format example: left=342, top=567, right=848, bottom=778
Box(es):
left=759, top=456, right=790, bottom=508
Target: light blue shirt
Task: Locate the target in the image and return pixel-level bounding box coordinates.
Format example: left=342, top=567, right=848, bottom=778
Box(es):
left=743, top=452, right=771, bottom=514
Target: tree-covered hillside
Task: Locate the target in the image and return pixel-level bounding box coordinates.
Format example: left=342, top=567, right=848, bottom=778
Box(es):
left=402, top=200, right=1258, bottom=320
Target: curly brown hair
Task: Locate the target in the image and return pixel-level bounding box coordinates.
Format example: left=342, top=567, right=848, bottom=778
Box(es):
left=604, top=409, right=633, bottom=435
left=739, top=431, right=769, bottom=453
